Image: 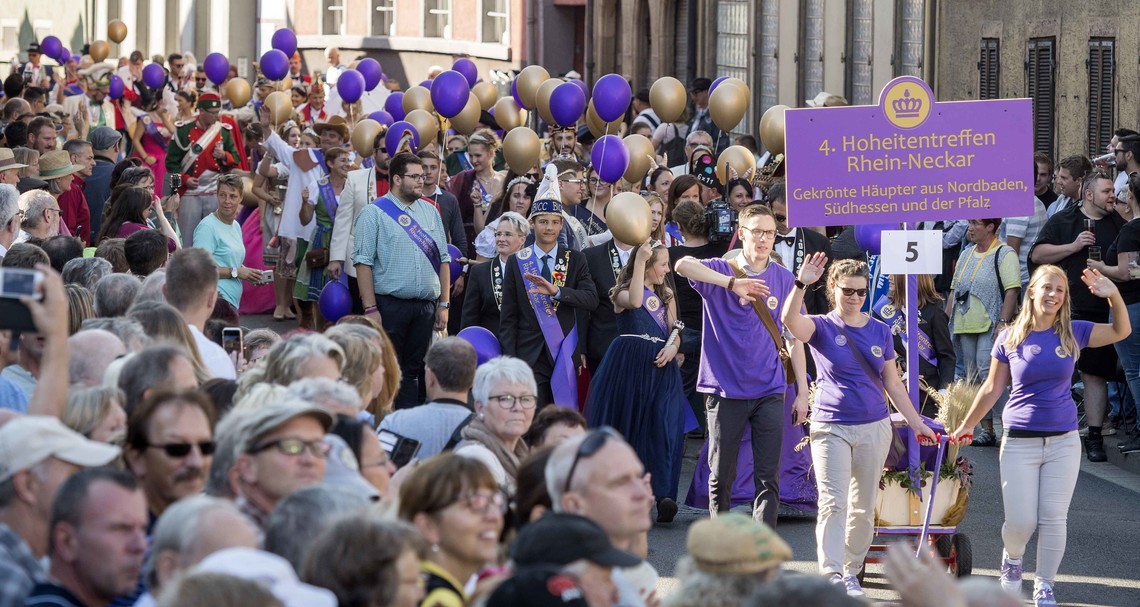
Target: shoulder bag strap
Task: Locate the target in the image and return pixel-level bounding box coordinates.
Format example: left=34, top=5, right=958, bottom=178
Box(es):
left=443, top=413, right=475, bottom=451
left=834, top=319, right=892, bottom=415
left=727, top=259, right=795, bottom=384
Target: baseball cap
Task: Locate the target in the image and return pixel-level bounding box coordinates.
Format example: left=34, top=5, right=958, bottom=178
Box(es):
left=485, top=566, right=589, bottom=607
left=238, top=401, right=334, bottom=455
left=686, top=513, right=792, bottom=575
left=0, top=416, right=121, bottom=482
left=511, top=513, right=642, bottom=569
left=321, top=434, right=380, bottom=501
left=196, top=547, right=337, bottom=607
left=88, top=126, right=122, bottom=151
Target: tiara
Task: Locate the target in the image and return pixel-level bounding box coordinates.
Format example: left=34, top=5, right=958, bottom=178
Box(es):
left=505, top=175, right=535, bottom=192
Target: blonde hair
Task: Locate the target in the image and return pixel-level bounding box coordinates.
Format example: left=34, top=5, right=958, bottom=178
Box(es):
left=64, top=386, right=126, bottom=440
left=888, top=274, right=942, bottom=309
left=644, top=193, right=666, bottom=243
left=336, top=315, right=401, bottom=415
left=325, top=324, right=383, bottom=403
left=468, top=128, right=501, bottom=152
left=825, top=259, right=870, bottom=309
left=1004, top=264, right=1079, bottom=360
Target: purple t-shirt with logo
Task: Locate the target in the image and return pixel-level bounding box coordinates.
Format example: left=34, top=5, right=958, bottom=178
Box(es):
left=691, top=257, right=794, bottom=400
left=807, top=312, right=894, bottom=425
left=992, top=321, right=1093, bottom=432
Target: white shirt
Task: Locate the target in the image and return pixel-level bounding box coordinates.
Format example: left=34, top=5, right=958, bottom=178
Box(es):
left=189, top=324, right=237, bottom=379
left=773, top=229, right=796, bottom=269
left=264, top=131, right=321, bottom=240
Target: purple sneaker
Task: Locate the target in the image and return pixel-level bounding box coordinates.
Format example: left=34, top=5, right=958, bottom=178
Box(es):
left=842, top=575, right=865, bottom=597
left=999, top=558, right=1022, bottom=594
left=1033, top=583, right=1057, bottom=607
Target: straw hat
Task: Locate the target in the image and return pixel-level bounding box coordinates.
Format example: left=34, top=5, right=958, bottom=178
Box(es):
left=686, top=513, right=792, bottom=575
left=0, top=148, right=29, bottom=173
left=38, top=150, right=83, bottom=180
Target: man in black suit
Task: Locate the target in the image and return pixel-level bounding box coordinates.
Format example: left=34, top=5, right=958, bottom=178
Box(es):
left=581, top=236, right=635, bottom=373
left=500, top=177, right=597, bottom=408
left=461, top=211, right=530, bottom=337
left=768, top=183, right=832, bottom=315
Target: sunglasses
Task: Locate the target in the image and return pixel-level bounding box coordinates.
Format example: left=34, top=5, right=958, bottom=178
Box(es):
left=250, top=437, right=331, bottom=458
left=146, top=440, right=216, bottom=458
left=839, top=287, right=868, bottom=297
left=563, top=427, right=621, bottom=492
left=774, top=214, right=787, bottom=223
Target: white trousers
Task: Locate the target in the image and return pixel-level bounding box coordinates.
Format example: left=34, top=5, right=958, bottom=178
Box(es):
left=810, top=417, right=893, bottom=576
left=999, top=431, right=1081, bottom=586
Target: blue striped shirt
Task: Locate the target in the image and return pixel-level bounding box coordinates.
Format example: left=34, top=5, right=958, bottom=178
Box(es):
left=352, top=192, right=451, bottom=300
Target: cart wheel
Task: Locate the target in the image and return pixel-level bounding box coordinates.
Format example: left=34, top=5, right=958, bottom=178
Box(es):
left=951, top=534, right=973, bottom=577
left=935, top=534, right=954, bottom=557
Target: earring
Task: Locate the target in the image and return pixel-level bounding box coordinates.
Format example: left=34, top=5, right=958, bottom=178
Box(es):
left=478, top=413, right=484, bottom=420
left=431, top=544, right=440, bottom=553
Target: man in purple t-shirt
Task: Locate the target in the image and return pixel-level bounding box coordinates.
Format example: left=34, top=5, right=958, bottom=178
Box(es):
left=675, top=204, right=810, bottom=526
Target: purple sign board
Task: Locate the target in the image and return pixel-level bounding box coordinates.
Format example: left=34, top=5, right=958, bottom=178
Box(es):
left=785, top=76, right=1033, bottom=228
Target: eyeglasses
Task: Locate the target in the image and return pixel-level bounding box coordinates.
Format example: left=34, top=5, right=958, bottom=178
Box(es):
left=250, top=437, right=331, bottom=458
left=454, top=491, right=507, bottom=515
left=146, top=440, right=217, bottom=458
left=561, top=178, right=585, bottom=184
left=399, top=173, right=425, bottom=181
left=741, top=227, right=778, bottom=241
left=487, top=393, right=538, bottom=409
left=839, top=287, right=869, bottom=297
left=1114, top=148, right=1126, bottom=155
left=46, top=207, right=62, bottom=215
left=195, top=77, right=207, bottom=82
left=773, top=214, right=787, bottom=223
left=563, top=427, right=621, bottom=492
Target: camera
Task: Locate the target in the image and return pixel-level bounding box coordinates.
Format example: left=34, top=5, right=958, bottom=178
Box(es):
left=705, top=198, right=738, bottom=243
left=0, top=268, right=44, bottom=333
left=169, top=173, right=182, bottom=191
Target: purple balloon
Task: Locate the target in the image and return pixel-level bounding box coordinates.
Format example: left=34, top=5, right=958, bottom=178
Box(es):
left=108, top=75, right=125, bottom=100
left=270, top=28, right=298, bottom=58
left=447, top=244, right=463, bottom=285
left=452, top=58, right=478, bottom=88
left=40, top=36, right=62, bottom=60
left=420, top=80, right=433, bottom=90
left=368, top=110, right=394, bottom=126
left=511, top=78, right=525, bottom=109
left=550, top=81, right=586, bottom=127
left=384, top=92, right=406, bottom=121
left=709, top=76, right=729, bottom=94
left=260, top=49, right=289, bottom=82
left=854, top=223, right=894, bottom=255
left=430, top=70, right=470, bottom=118
left=337, top=69, right=365, bottom=103
left=592, top=74, right=632, bottom=123
left=456, top=326, right=502, bottom=366
left=570, top=78, right=588, bottom=101
left=203, top=53, right=229, bottom=86
left=385, top=121, right=420, bottom=156
left=59, top=48, right=71, bottom=64
left=590, top=134, right=630, bottom=184
left=357, top=58, right=383, bottom=91
left=318, top=281, right=352, bottom=323
left=142, top=63, right=166, bottom=89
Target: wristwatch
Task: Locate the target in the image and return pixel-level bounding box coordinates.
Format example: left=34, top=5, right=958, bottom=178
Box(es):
left=230, top=267, right=239, bottom=279
left=438, top=302, right=451, bottom=309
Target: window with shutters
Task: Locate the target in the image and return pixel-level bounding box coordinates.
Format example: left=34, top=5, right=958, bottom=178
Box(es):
left=1026, top=38, right=1056, bottom=156
left=978, top=38, right=999, bottom=100
left=1087, top=38, right=1115, bottom=159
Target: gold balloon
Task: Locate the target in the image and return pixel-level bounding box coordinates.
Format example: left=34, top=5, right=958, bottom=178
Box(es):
left=515, top=65, right=550, bottom=110
left=649, top=77, right=687, bottom=123
left=535, top=78, right=563, bottom=126
left=724, top=77, right=751, bottom=100
left=472, top=81, right=498, bottom=111
left=709, top=81, right=748, bottom=132
left=759, top=104, right=789, bottom=155
left=405, top=109, right=439, bottom=146
left=225, top=78, right=251, bottom=109
left=402, top=86, right=434, bottom=114
left=493, top=97, right=524, bottom=132
left=264, top=91, right=294, bottom=126
left=89, top=40, right=110, bottom=64
left=586, top=101, right=622, bottom=138
left=276, top=75, right=293, bottom=92
left=351, top=119, right=383, bottom=157
left=605, top=191, right=653, bottom=245
left=450, top=93, right=482, bottom=135
left=502, top=128, right=540, bottom=175
left=716, top=145, right=758, bottom=184
left=107, top=19, right=128, bottom=44
left=622, top=134, right=655, bottom=185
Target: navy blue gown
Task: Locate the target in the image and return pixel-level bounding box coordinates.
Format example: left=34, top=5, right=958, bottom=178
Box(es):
left=585, top=305, right=688, bottom=500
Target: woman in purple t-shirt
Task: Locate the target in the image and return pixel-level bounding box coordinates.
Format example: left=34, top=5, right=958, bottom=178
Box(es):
left=783, top=254, right=936, bottom=598
left=951, top=265, right=1129, bottom=606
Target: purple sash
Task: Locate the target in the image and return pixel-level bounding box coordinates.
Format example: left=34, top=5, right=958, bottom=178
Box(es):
left=872, top=295, right=937, bottom=366
left=643, top=287, right=668, bottom=336
left=664, top=222, right=684, bottom=244
left=374, top=196, right=441, bottom=274
left=317, top=178, right=340, bottom=219
left=311, top=149, right=328, bottom=173
left=517, top=249, right=579, bottom=407
left=361, top=156, right=375, bottom=169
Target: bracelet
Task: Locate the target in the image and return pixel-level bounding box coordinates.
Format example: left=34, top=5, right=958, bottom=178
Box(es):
left=664, top=320, right=685, bottom=348
left=794, top=279, right=807, bottom=290
left=363, top=306, right=378, bottom=314
left=726, top=276, right=736, bottom=291
left=998, top=319, right=1010, bottom=324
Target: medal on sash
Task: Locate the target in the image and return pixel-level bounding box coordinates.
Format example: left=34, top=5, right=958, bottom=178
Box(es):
left=492, top=260, right=504, bottom=308
left=316, top=176, right=340, bottom=219
left=517, top=247, right=578, bottom=407
left=608, top=245, right=623, bottom=280
left=643, top=287, right=668, bottom=336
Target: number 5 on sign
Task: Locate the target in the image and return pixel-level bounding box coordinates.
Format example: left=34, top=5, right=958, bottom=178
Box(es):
left=880, top=230, right=942, bottom=275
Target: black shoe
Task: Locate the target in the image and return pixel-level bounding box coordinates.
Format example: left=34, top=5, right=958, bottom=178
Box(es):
left=1085, top=437, right=1107, bottom=462
left=972, top=428, right=996, bottom=447
left=656, top=498, right=678, bottom=523
left=1118, top=435, right=1140, bottom=454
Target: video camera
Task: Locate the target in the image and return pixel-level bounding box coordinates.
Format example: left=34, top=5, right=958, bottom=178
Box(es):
left=705, top=198, right=738, bottom=243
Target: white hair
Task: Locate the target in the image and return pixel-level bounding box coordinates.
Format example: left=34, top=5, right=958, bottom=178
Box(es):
left=19, top=189, right=56, bottom=230
left=0, top=184, right=19, bottom=230
left=286, top=377, right=362, bottom=412
left=471, top=355, right=536, bottom=405
left=145, top=496, right=253, bottom=592
left=496, top=211, right=531, bottom=238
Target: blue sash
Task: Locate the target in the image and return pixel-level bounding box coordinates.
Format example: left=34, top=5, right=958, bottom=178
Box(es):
left=872, top=294, right=938, bottom=367
left=374, top=196, right=442, bottom=274
left=311, top=149, right=328, bottom=173
left=361, top=156, right=375, bottom=169
left=317, top=178, right=340, bottom=219
left=864, top=254, right=891, bottom=314
left=643, top=287, right=668, bottom=336
left=517, top=249, right=579, bottom=407
left=664, top=222, right=684, bottom=244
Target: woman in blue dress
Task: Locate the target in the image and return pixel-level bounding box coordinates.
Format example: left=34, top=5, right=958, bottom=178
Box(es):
left=585, top=241, right=688, bottom=523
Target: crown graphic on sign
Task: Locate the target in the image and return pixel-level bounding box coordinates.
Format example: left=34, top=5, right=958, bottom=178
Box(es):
left=892, top=89, right=922, bottom=118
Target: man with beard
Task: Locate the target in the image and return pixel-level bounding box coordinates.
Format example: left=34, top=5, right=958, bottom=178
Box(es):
left=328, top=128, right=390, bottom=313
